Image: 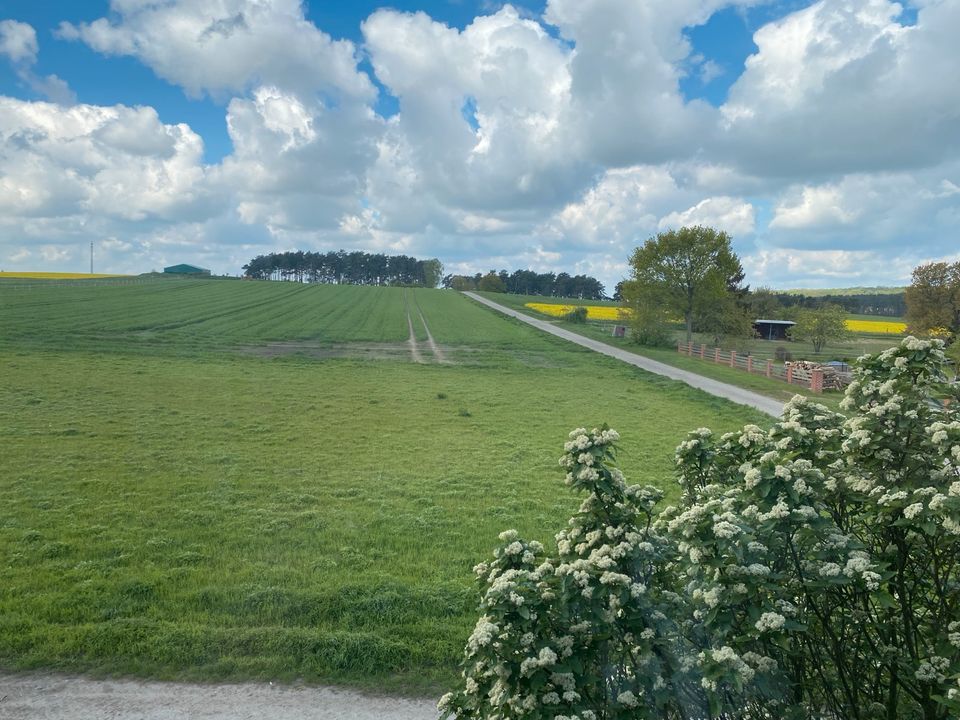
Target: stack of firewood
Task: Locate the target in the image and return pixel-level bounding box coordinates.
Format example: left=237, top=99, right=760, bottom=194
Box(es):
left=784, top=360, right=851, bottom=390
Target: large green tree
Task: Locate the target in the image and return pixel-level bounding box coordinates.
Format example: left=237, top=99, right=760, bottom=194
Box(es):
left=422, top=258, right=444, bottom=288
left=626, top=226, right=745, bottom=344
left=906, top=261, right=960, bottom=371
left=905, top=261, right=960, bottom=335
left=477, top=271, right=506, bottom=293
left=788, top=303, right=850, bottom=353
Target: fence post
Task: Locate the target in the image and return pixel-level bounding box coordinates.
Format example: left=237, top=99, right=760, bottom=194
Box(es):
left=714, top=348, right=720, bottom=363
left=729, top=351, right=736, bottom=368
left=811, top=369, right=824, bottom=394
left=746, top=356, right=753, bottom=373
left=766, top=360, right=772, bottom=378
left=687, top=342, right=693, bottom=357
left=786, top=365, right=794, bottom=384
left=700, top=344, right=706, bottom=359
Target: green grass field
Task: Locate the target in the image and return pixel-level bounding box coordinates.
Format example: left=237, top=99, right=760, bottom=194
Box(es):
left=0, top=278, right=769, bottom=692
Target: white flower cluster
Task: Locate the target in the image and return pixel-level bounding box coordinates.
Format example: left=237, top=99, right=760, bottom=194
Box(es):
left=708, top=645, right=756, bottom=683
left=466, top=616, right=498, bottom=653
left=948, top=621, right=960, bottom=649
left=755, top=611, right=786, bottom=633
left=519, top=645, right=558, bottom=676
left=914, top=656, right=949, bottom=683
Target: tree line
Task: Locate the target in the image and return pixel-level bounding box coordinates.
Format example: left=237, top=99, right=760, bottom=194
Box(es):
left=774, top=291, right=905, bottom=317
left=442, top=269, right=606, bottom=299
left=242, top=250, right=443, bottom=287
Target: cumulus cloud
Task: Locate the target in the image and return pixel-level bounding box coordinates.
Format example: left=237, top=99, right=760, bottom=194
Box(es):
left=0, top=96, right=223, bottom=273
left=765, top=166, right=960, bottom=251
left=719, top=0, right=960, bottom=176
left=57, top=0, right=375, bottom=101
left=771, top=185, right=859, bottom=229
left=0, top=19, right=75, bottom=104
left=363, top=6, right=590, bottom=215
left=543, top=166, right=684, bottom=248
left=214, top=84, right=381, bottom=232
left=543, top=0, right=731, bottom=167
left=742, top=247, right=917, bottom=288
left=0, top=98, right=211, bottom=221
left=0, top=19, right=38, bottom=63
left=658, top=196, right=756, bottom=235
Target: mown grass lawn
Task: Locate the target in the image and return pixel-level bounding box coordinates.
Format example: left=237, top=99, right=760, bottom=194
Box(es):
left=0, top=278, right=769, bottom=692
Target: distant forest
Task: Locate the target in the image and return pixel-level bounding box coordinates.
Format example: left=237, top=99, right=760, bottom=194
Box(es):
left=242, top=251, right=443, bottom=286
left=443, top=269, right=606, bottom=300
left=774, top=291, right=906, bottom=317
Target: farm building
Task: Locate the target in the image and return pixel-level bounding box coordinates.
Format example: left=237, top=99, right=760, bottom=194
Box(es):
left=753, top=318, right=796, bottom=341
left=163, top=264, right=210, bottom=275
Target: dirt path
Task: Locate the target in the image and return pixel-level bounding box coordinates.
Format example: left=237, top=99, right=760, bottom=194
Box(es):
left=403, top=291, right=425, bottom=364
left=463, top=292, right=784, bottom=418
left=411, top=295, right=447, bottom=364
left=0, top=673, right=438, bottom=720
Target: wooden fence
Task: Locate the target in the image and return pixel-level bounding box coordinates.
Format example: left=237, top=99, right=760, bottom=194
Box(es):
left=677, top=341, right=828, bottom=393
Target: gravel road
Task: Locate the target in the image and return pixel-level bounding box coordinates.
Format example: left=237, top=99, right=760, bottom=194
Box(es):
left=463, top=291, right=785, bottom=418
left=0, top=673, right=439, bottom=720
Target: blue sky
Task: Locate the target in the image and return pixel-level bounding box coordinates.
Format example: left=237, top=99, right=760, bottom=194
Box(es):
left=0, top=0, right=956, bottom=291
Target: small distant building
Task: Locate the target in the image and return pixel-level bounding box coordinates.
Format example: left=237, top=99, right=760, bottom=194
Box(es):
left=164, top=264, right=210, bottom=275
left=754, top=319, right=795, bottom=341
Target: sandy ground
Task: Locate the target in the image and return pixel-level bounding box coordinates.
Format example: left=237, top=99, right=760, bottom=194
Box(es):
left=463, top=292, right=785, bottom=418
left=0, top=673, right=439, bottom=720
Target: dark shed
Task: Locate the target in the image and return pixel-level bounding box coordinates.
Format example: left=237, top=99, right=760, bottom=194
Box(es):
left=753, top=319, right=796, bottom=341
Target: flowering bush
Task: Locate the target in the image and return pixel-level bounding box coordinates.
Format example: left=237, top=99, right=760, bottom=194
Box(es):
left=441, top=337, right=960, bottom=720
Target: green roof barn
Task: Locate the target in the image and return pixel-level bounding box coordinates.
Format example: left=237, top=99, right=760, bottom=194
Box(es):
left=163, top=264, right=210, bottom=275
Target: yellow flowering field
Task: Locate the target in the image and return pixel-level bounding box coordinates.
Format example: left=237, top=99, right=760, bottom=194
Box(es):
left=525, top=302, right=630, bottom=321
left=844, top=319, right=907, bottom=335
left=0, top=271, right=130, bottom=279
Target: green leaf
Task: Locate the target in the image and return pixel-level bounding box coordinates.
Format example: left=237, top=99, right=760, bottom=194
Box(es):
left=873, top=590, right=897, bottom=609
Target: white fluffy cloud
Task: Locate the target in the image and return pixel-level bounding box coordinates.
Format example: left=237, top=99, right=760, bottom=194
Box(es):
left=58, top=0, right=375, bottom=101
left=0, top=19, right=74, bottom=104
left=363, top=6, right=588, bottom=214
left=720, top=0, right=960, bottom=175
left=742, top=248, right=916, bottom=287
left=543, top=0, right=730, bottom=167
left=214, top=84, right=381, bottom=234
left=0, top=97, right=209, bottom=221
left=0, top=96, right=224, bottom=273
left=659, top=196, right=756, bottom=236
left=0, top=19, right=37, bottom=63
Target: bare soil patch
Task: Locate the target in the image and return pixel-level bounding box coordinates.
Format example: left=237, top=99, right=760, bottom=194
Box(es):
left=240, top=341, right=414, bottom=361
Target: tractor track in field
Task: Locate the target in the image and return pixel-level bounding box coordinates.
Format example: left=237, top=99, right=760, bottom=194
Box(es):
left=403, top=290, right=425, bottom=364
left=410, top=293, right=448, bottom=364
left=404, top=290, right=448, bottom=364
